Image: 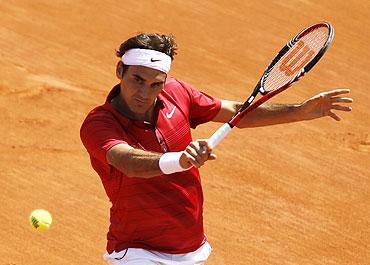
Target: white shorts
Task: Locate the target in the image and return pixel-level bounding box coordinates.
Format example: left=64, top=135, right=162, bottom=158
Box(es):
left=103, top=241, right=212, bottom=265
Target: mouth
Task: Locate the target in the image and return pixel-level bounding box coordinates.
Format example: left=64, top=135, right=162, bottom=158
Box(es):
left=134, top=97, right=148, bottom=104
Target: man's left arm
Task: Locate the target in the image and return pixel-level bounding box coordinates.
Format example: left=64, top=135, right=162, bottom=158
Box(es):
left=212, top=88, right=353, bottom=128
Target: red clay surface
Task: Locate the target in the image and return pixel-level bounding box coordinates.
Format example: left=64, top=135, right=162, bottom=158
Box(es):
left=1, top=1, right=369, bottom=264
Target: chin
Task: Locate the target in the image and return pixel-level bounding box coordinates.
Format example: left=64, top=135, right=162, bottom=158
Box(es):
left=132, top=105, right=150, bottom=114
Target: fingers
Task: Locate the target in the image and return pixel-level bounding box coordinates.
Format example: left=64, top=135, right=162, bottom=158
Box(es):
left=328, top=110, right=341, bottom=121
left=184, top=144, right=203, bottom=167
left=183, top=139, right=216, bottom=168
left=331, top=104, right=352, bottom=112
left=330, top=95, right=353, bottom=102
left=322, top=90, right=353, bottom=103
left=324, top=88, right=351, bottom=97
left=208, top=153, right=217, bottom=160
left=321, top=89, right=353, bottom=119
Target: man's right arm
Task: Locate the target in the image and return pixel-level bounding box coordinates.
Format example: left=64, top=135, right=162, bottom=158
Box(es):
left=106, top=144, right=163, bottom=178
left=106, top=141, right=216, bottom=178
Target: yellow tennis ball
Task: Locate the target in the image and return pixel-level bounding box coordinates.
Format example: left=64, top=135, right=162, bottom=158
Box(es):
left=29, top=209, right=52, bottom=231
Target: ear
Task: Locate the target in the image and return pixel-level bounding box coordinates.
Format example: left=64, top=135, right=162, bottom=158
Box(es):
left=116, top=61, right=124, bottom=79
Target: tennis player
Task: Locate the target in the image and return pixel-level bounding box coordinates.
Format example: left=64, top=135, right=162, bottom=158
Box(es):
left=80, top=33, right=352, bottom=265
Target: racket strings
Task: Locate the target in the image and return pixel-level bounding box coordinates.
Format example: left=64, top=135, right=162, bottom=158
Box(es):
left=264, top=26, right=329, bottom=92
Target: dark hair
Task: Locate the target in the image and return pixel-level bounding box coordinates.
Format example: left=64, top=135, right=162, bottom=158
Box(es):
left=116, top=33, right=178, bottom=60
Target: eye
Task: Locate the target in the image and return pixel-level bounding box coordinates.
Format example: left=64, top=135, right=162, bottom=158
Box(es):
left=134, top=76, right=144, bottom=84
left=151, top=82, right=163, bottom=89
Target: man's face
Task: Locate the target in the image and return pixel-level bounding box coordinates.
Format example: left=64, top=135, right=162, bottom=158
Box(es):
left=119, top=65, right=166, bottom=115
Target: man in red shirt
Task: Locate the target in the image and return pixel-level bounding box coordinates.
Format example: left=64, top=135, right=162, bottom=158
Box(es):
left=80, top=33, right=352, bottom=265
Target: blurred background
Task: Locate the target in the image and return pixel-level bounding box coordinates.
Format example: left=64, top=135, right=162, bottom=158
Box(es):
left=1, top=1, right=369, bottom=264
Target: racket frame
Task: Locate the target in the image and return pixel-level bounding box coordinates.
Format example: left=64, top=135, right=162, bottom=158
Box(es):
left=208, top=22, right=334, bottom=148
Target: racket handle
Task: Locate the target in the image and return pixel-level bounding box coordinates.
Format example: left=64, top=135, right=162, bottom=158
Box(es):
left=208, top=123, right=232, bottom=149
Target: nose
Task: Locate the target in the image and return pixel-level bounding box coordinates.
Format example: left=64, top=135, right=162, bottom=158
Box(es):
left=137, top=83, right=150, bottom=98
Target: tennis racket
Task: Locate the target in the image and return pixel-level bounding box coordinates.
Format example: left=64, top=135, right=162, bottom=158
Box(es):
left=208, top=21, right=334, bottom=148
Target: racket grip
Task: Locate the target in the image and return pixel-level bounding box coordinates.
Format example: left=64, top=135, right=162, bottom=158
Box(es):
left=208, top=123, right=232, bottom=149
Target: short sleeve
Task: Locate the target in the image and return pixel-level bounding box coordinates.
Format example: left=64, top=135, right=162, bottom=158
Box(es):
left=80, top=107, right=128, bottom=165
left=176, top=79, right=221, bottom=128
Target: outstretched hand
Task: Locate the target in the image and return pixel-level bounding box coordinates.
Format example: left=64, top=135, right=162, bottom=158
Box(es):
left=300, top=88, right=353, bottom=121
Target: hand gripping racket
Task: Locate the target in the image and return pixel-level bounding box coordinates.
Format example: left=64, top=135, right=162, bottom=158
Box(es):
left=208, top=22, right=334, bottom=148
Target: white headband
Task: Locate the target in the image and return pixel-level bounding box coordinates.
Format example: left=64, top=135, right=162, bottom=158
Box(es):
left=122, top=48, right=172, bottom=74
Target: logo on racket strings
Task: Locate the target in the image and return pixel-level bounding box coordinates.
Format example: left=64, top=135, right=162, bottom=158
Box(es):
left=279, top=41, right=314, bottom=76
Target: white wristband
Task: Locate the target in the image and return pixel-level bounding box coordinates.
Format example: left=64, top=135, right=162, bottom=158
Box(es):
left=159, top=152, right=189, bottom=175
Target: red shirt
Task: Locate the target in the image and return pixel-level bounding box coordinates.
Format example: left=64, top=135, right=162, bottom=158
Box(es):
left=80, top=76, right=221, bottom=254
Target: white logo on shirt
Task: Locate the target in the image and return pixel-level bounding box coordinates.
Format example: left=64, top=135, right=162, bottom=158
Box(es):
left=166, top=106, right=176, bottom=119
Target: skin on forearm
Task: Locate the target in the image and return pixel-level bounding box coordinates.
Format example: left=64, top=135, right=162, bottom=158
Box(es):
left=236, top=102, right=304, bottom=128
left=106, top=143, right=213, bottom=178
left=106, top=144, right=163, bottom=178
left=213, top=100, right=305, bottom=128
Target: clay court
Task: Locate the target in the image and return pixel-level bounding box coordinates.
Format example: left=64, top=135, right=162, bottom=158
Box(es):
left=1, top=1, right=369, bottom=264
